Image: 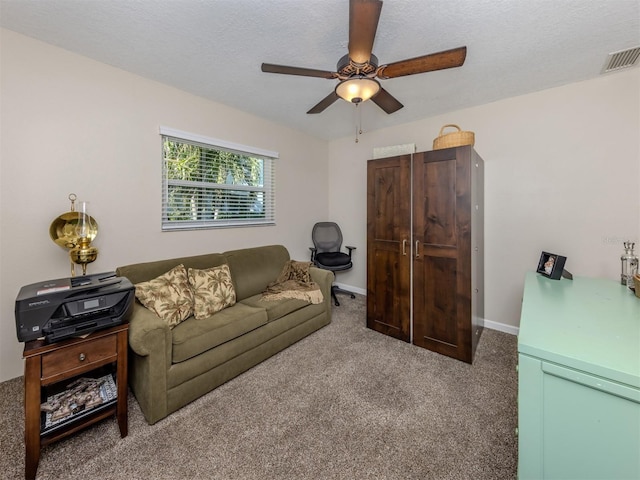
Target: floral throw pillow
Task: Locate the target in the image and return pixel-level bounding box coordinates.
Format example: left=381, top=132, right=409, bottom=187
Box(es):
left=135, top=264, right=194, bottom=328
left=188, top=264, right=237, bottom=320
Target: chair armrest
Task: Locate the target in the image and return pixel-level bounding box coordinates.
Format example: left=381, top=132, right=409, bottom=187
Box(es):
left=309, top=246, right=317, bottom=262
left=345, top=246, right=356, bottom=258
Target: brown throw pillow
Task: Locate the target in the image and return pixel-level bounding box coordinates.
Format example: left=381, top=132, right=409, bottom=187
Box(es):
left=135, top=264, right=194, bottom=328
left=188, top=264, right=236, bottom=320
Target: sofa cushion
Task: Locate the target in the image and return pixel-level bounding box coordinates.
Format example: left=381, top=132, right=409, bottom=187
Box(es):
left=240, top=294, right=310, bottom=323
left=188, top=264, right=236, bottom=320
left=167, top=301, right=330, bottom=391
left=134, top=264, right=193, bottom=328
left=171, top=303, right=268, bottom=363
left=224, top=245, right=290, bottom=300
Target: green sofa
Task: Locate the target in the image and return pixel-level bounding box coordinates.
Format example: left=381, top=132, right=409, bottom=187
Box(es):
left=116, top=245, right=333, bottom=424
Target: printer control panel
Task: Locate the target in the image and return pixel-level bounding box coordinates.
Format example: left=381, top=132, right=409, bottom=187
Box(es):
left=64, top=295, right=108, bottom=317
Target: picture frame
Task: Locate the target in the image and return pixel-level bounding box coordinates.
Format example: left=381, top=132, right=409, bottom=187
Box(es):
left=536, top=251, right=572, bottom=280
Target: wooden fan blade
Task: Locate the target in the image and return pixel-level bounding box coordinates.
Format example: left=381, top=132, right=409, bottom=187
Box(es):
left=307, top=91, right=340, bottom=114
left=261, top=63, right=337, bottom=79
left=348, top=0, right=383, bottom=65
left=377, top=46, right=467, bottom=79
left=372, top=87, right=403, bottom=114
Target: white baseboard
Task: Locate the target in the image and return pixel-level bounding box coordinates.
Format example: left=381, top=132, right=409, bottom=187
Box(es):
left=482, top=318, right=519, bottom=336
left=335, top=284, right=520, bottom=336
left=334, top=283, right=366, bottom=296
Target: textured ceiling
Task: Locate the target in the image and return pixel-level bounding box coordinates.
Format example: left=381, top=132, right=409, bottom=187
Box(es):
left=1, top=0, right=639, bottom=141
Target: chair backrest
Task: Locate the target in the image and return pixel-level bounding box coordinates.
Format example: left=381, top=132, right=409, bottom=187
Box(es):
left=312, top=222, right=343, bottom=253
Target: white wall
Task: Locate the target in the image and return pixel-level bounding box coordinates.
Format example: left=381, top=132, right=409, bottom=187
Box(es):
left=327, top=68, right=640, bottom=332
left=0, top=30, right=329, bottom=382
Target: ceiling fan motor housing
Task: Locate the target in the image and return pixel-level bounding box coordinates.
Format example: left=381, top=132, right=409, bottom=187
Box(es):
left=337, top=53, right=379, bottom=78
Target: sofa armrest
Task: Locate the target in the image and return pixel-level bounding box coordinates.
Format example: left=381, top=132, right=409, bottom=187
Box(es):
left=127, top=301, right=172, bottom=424
left=310, top=266, right=334, bottom=313
left=128, top=302, right=172, bottom=367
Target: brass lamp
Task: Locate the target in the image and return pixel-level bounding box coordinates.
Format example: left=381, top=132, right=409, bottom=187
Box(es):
left=49, top=193, right=99, bottom=276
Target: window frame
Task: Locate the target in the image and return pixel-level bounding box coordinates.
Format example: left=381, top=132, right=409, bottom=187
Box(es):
left=160, top=126, right=278, bottom=231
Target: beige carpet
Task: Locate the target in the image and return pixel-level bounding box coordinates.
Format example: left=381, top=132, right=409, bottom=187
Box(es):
left=0, top=294, right=518, bottom=480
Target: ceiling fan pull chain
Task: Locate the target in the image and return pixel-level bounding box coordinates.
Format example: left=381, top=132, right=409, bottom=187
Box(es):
left=354, top=103, right=362, bottom=143
left=354, top=103, right=361, bottom=143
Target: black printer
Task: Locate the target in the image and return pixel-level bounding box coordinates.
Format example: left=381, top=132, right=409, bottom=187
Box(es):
left=15, top=272, right=135, bottom=343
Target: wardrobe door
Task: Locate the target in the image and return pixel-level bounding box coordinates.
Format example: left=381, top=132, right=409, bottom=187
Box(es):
left=412, top=147, right=473, bottom=362
left=366, top=155, right=411, bottom=341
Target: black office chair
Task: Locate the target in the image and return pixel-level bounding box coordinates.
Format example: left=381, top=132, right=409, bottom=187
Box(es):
left=310, top=222, right=356, bottom=306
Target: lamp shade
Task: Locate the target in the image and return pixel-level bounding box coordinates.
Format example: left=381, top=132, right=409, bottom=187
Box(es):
left=335, top=77, right=380, bottom=104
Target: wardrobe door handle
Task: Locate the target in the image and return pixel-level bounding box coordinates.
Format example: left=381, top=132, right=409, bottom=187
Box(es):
left=402, top=239, right=407, bottom=256
left=415, top=240, right=420, bottom=258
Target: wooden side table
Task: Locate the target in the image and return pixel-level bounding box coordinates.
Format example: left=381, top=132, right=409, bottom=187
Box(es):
left=23, top=323, right=129, bottom=480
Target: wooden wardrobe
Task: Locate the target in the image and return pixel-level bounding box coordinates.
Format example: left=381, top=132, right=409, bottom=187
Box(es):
left=366, top=145, right=484, bottom=363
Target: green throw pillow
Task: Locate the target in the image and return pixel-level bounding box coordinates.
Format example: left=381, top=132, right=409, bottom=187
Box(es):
left=188, top=264, right=236, bottom=320
left=135, top=264, right=194, bottom=328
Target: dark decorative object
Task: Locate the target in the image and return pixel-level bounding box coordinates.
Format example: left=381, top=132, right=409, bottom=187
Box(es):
left=537, top=251, right=572, bottom=280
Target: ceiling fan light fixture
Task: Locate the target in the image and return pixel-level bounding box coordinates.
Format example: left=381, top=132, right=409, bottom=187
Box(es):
left=335, top=76, right=380, bottom=104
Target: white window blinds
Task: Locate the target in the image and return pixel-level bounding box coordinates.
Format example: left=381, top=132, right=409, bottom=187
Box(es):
left=160, top=127, right=277, bottom=230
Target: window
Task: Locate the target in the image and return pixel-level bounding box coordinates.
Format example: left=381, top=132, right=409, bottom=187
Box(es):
left=160, top=127, right=277, bottom=231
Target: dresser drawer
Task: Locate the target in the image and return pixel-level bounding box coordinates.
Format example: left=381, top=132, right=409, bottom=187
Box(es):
left=41, top=335, right=117, bottom=382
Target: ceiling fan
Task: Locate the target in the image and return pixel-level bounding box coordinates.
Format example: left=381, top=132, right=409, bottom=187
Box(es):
left=261, top=0, right=467, bottom=115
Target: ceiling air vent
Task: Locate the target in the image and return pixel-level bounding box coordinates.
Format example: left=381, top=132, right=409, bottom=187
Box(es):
left=601, top=46, right=640, bottom=73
